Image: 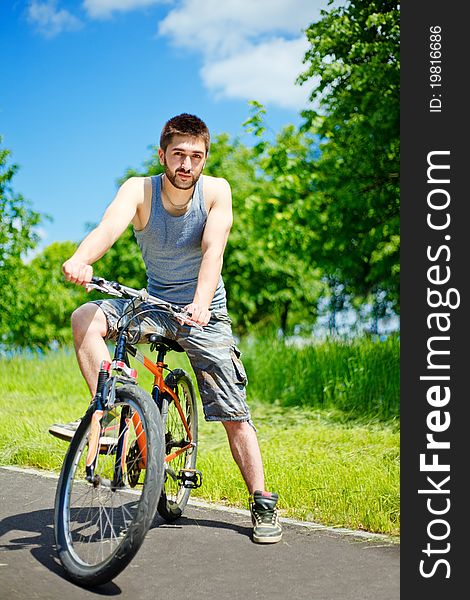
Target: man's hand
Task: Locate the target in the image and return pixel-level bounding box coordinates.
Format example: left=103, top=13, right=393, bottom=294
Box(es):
left=183, top=302, right=211, bottom=327
left=62, top=258, right=93, bottom=286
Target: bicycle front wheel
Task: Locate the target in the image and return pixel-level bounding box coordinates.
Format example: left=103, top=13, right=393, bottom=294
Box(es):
left=157, top=369, right=198, bottom=521
left=54, top=384, right=164, bottom=587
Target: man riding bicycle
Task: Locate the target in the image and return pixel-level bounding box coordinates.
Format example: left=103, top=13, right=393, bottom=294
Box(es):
left=50, top=113, right=282, bottom=544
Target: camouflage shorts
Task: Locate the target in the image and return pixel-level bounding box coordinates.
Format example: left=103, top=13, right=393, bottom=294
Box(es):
left=90, top=298, right=252, bottom=424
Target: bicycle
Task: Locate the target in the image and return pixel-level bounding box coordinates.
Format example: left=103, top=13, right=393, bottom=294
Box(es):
left=54, top=276, right=202, bottom=587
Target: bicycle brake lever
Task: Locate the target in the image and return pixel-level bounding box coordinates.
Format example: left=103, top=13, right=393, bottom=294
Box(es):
left=138, top=288, right=149, bottom=302
left=85, top=282, right=123, bottom=297
left=177, top=312, right=204, bottom=331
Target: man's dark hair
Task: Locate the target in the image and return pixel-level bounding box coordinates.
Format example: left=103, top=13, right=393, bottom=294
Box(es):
left=160, top=113, right=210, bottom=154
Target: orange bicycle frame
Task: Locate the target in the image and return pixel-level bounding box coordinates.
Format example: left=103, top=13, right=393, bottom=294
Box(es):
left=127, top=350, right=193, bottom=468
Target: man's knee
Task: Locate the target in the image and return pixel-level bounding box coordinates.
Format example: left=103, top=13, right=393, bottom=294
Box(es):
left=222, top=420, right=257, bottom=435
left=71, top=303, right=107, bottom=339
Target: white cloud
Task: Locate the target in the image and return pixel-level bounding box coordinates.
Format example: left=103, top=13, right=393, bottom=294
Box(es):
left=26, top=0, right=337, bottom=109
left=159, top=0, right=321, bottom=54
left=27, top=1, right=82, bottom=37
left=83, top=0, right=167, bottom=19
left=158, top=0, right=331, bottom=110
left=201, top=37, right=311, bottom=110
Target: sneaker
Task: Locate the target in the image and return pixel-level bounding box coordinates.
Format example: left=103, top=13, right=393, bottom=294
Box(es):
left=249, top=490, right=283, bottom=544
left=48, top=420, right=81, bottom=442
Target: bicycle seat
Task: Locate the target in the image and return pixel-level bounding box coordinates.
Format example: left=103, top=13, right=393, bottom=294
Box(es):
left=148, top=333, right=185, bottom=353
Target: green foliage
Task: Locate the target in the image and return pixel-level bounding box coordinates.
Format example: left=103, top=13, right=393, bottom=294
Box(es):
left=204, top=120, right=325, bottom=334
left=0, top=137, right=45, bottom=345
left=0, top=139, right=42, bottom=270
left=4, top=229, right=146, bottom=350
left=6, top=241, right=88, bottom=349
left=1, top=1, right=400, bottom=347
left=298, top=0, right=400, bottom=311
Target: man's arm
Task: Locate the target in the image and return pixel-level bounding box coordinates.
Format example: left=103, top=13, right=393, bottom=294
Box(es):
left=186, top=178, right=233, bottom=325
left=62, top=177, right=147, bottom=285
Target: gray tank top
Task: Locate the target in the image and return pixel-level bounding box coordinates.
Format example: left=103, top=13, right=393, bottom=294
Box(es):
left=134, top=174, right=226, bottom=308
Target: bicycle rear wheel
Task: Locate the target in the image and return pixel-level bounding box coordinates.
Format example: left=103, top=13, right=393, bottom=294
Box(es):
left=54, top=384, right=164, bottom=587
left=157, top=369, right=198, bottom=521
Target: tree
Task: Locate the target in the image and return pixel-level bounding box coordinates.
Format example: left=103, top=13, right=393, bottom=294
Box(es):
left=221, top=107, right=325, bottom=334
left=298, top=0, right=400, bottom=311
left=0, top=137, right=44, bottom=344
left=9, top=241, right=88, bottom=349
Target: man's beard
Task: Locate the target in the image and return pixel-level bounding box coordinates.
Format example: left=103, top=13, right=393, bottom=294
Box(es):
left=163, top=162, right=202, bottom=190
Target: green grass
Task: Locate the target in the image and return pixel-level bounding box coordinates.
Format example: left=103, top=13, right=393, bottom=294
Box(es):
left=0, top=343, right=399, bottom=538
left=195, top=403, right=399, bottom=536
left=241, top=334, right=400, bottom=420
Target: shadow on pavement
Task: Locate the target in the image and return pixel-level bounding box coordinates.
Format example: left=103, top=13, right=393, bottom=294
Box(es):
left=0, top=507, right=121, bottom=595
left=152, top=512, right=253, bottom=539
left=0, top=502, right=251, bottom=593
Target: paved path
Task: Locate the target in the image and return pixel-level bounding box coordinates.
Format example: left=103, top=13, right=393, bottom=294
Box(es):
left=0, top=467, right=399, bottom=600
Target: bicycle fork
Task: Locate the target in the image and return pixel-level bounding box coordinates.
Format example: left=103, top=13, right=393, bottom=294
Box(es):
left=85, top=361, right=111, bottom=484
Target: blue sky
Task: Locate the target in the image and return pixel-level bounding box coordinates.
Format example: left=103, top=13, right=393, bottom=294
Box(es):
left=1, top=0, right=335, bottom=247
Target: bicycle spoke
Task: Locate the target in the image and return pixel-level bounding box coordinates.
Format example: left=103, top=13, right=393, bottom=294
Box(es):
left=158, top=372, right=198, bottom=521
left=56, top=392, right=161, bottom=574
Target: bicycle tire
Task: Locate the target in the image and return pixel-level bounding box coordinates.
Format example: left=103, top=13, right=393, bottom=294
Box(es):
left=54, top=384, right=164, bottom=587
left=157, top=369, right=198, bottom=521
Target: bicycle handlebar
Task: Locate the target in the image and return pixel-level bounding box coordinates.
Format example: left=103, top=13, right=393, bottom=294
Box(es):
left=86, top=276, right=203, bottom=331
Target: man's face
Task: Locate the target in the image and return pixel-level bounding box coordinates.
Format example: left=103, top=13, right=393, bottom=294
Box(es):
left=158, top=135, right=207, bottom=190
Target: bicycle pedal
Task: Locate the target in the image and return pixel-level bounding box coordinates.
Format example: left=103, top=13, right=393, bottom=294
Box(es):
left=178, top=468, right=203, bottom=489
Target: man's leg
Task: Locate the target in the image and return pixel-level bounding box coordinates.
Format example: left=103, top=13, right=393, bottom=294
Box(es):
left=223, top=420, right=282, bottom=544
left=222, top=420, right=265, bottom=493
left=49, top=303, right=110, bottom=441
left=176, top=311, right=282, bottom=542
left=71, top=303, right=110, bottom=396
